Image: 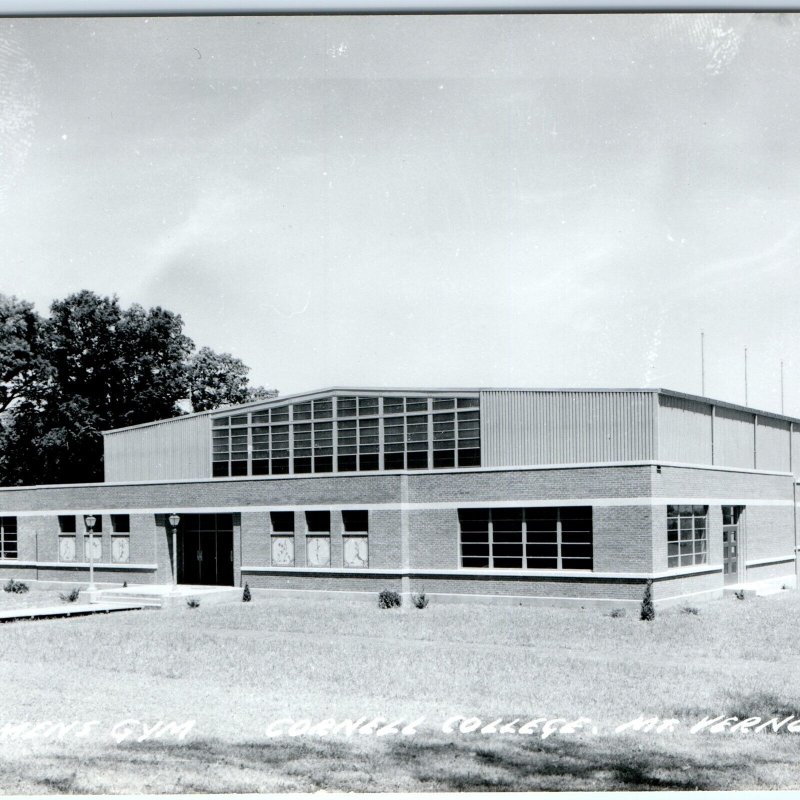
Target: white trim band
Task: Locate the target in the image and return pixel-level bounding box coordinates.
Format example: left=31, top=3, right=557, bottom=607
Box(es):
left=3, top=497, right=795, bottom=517
left=240, top=564, right=723, bottom=580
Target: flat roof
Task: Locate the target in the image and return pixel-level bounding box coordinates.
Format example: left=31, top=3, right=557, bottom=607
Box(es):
left=101, top=386, right=800, bottom=435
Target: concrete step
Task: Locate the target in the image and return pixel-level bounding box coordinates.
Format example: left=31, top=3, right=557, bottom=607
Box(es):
left=95, top=585, right=242, bottom=609
left=723, top=578, right=794, bottom=598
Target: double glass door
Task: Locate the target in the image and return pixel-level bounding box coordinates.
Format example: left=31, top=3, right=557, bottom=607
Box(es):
left=177, top=514, right=234, bottom=586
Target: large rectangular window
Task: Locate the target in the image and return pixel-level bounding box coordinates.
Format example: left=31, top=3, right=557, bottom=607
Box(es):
left=211, top=394, right=480, bottom=477
left=667, top=505, right=707, bottom=568
left=212, top=415, right=249, bottom=477
left=458, top=507, right=592, bottom=570
left=0, top=517, right=17, bottom=560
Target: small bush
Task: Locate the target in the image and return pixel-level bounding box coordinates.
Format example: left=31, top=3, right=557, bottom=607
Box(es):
left=608, top=608, right=626, bottom=618
left=187, top=598, right=201, bottom=608
left=378, top=589, right=402, bottom=609
left=59, top=588, right=81, bottom=603
left=681, top=606, right=700, bottom=615
left=640, top=579, right=655, bottom=621
left=734, top=589, right=746, bottom=601
left=242, top=583, right=251, bottom=603
left=412, top=591, right=429, bottom=609
left=3, top=579, right=29, bottom=594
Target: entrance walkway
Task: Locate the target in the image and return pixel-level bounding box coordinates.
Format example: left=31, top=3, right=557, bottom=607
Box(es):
left=0, top=600, right=152, bottom=623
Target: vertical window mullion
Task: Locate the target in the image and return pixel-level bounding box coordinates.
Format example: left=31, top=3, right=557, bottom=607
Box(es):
left=379, top=397, right=384, bottom=470
left=288, top=407, right=295, bottom=474
left=427, top=398, right=433, bottom=471
left=332, top=397, right=338, bottom=472
left=247, top=419, right=252, bottom=476
left=488, top=511, right=494, bottom=568
left=556, top=509, right=563, bottom=570
left=522, top=514, right=528, bottom=569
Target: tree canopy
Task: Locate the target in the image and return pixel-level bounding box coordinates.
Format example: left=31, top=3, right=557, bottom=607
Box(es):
left=0, top=291, right=275, bottom=486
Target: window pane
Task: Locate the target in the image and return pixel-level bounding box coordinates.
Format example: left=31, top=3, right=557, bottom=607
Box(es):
left=293, top=402, right=312, bottom=420
left=383, top=398, right=404, bottom=414
left=342, top=510, right=368, bottom=532
left=306, top=511, right=330, bottom=532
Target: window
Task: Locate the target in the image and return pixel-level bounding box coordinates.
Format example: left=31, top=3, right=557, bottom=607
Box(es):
left=84, top=514, right=102, bottom=532
left=293, top=401, right=312, bottom=421
left=0, top=517, right=17, bottom=560
left=305, top=511, right=330, bottom=567
left=667, top=505, right=707, bottom=568
left=306, top=511, right=330, bottom=533
left=270, top=511, right=294, bottom=533
left=252, top=422, right=270, bottom=475
left=314, top=421, right=333, bottom=473
left=337, top=418, right=357, bottom=471
left=271, top=536, right=295, bottom=566
left=59, top=536, right=76, bottom=562
left=342, top=510, right=368, bottom=533
left=111, top=536, right=130, bottom=563
left=211, top=415, right=249, bottom=477
left=111, top=514, right=130, bottom=533
left=342, top=512, right=369, bottom=568
left=433, top=412, right=456, bottom=468
left=211, top=393, right=481, bottom=477
left=458, top=507, right=593, bottom=570
left=59, top=515, right=76, bottom=533
left=406, top=414, right=429, bottom=469
left=383, top=415, right=405, bottom=470
left=271, top=425, right=290, bottom=474
left=293, top=423, right=312, bottom=474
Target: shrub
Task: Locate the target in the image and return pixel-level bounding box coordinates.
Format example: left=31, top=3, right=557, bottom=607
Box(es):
left=242, top=583, right=251, bottom=603
left=187, top=598, right=201, bottom=608
left=412, top=591, right=429, bottom=609
left=640, top=579, right=655, bottom=621
left=734, top=589, right=746, bottom=601
left=3, top=579, right=29, bottom=594
left=608, top=608, right=626, bottom=618
left=378, top=589, right=402, bottom=609
left=59, top=588, right=80, bottom=603
left=681, top=606, right=700, bottom=615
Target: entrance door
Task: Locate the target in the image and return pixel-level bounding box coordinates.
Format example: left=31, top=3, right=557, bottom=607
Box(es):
left=722, top=506, right=742, bottom=585
left=177, top=514, right=235, bottom=586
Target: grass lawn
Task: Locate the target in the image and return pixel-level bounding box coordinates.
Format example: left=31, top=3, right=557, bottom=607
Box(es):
left=0, top=586, right=799, bottom=792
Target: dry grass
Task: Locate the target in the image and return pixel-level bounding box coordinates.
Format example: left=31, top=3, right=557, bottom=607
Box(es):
left=0, top=589, right=798, bottom=791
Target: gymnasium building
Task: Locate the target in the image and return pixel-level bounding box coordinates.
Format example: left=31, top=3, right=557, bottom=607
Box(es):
left=0, top=387, right=797, bottom=607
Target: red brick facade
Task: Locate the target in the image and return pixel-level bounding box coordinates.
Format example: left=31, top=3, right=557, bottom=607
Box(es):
left=0, top=461, right=795, bottom=606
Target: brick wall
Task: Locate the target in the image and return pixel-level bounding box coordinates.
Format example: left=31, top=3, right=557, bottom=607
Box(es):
left=0, top=463, right=795, bottom=604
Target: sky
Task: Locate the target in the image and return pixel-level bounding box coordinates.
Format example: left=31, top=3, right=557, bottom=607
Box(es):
left=1, top=13, right=799, bottom=415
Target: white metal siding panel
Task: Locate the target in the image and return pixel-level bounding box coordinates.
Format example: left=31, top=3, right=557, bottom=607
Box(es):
left=713, top=406, right=755, bottom=469
left=792, top=426, right=800, bottom=477
left=480, top=390, right=655, bottom=467
left=657, top=395, right=713, bottom=464
left=103, top=415, right=212, bottom=482
left=756, top=416, right=791, bottom=472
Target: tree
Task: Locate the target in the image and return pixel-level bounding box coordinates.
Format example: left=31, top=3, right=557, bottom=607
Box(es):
left=640, top=579, right=655, bottom=621
left=0, top=294, right=43, bottom=414
left=0, top=291, right=194, bottom=485
left=0, top=290, right=276, bottom=486
left=187, top=346, right=277, bottom=412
